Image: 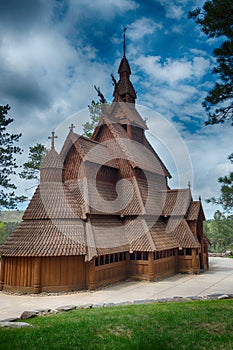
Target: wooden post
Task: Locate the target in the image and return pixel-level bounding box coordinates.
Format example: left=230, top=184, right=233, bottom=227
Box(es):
left=205, top=245, right=209, bottom=269
left=125, top=252, right=130, bottom=278
left=200, top=238, right=205, bottom=270
left=148, top=252, right=154, bottom=281
left=0, top=258, right=5, bottom=291
left=33, top=257, right=41, bottom=293
left=87, top=259, right=95, bottom=290
left=191, top=249, right=199, bottom=274
left=175, top=249, right=179, bottom=272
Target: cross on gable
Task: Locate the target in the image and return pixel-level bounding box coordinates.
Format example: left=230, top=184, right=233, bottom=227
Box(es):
left=69, top=123, right=75, bottom=132
left=48, top=131, right=58, bottom=150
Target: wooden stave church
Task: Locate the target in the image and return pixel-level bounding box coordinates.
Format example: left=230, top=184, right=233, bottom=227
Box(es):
left=0, top=50, right=210, bottom=294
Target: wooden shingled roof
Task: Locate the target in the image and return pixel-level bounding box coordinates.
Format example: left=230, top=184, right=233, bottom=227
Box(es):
left=90, top=216, right=129, bottom=256
left=124, top=217, right=156, bottom=252
left=0, top=219, right=86, bottom=257
left=161, top=189, right=192, bottom=217
left=92, top=115, right=171, bottom=177
left=66, top=177, right=144, bottom=217
left=60, top=131, right=118, bottom=169
left=186, top=201, right=206, bottom=221
left=167, top=217, right=200, bottom=248
left=148, top=218, right=179, bottom=251
left=107, top=101, right=147, bottom=130
left=40, top=148, right=63, bottom=170
left=23, top=183, right=83, bottom=220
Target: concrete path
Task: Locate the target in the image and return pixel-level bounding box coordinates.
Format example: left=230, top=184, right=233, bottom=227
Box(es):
left=0, top=257, right=232, bottom=321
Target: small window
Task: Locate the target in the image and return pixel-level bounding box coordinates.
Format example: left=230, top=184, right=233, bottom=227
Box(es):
left=178, top=249, right=184, bottom=256
left=115, top=253, right=119, bottom=262
left=122, top=124, right=127, bottom=131
left=136, top=252, right=142, bottom=260
left=186, top=248, right=192, bottom=256
left=110, top=254, right=114, bottom=263
left=130, top=253, right=135, bottom=260
left=95, top=258, right=99, bottom=266
left=100, top=256, right=104, bottom=265
left=143, top=252, right=148, bottom=260
left=105, top=255, right=109, bottom=264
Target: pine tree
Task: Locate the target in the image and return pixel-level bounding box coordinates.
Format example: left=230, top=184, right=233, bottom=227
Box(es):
left=207, top=153, right=233, bottom=213
left=0, top=104, right=26, bottom=209
left=82, top=100, right=102, bottom=138
left=19, top=143, right=47, bottom=181
left=189, top=0, right=233, bottom=125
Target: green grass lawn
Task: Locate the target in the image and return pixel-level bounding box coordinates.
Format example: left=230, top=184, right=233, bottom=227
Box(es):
left=1, top=300, right=233, bottom=350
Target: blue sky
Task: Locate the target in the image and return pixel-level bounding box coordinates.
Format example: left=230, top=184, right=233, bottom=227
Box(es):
left=0, top=0, right=232, bottom=218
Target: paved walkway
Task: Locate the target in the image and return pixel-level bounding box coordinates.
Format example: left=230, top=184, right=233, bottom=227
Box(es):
left=0, top=257, right=232, bottom=321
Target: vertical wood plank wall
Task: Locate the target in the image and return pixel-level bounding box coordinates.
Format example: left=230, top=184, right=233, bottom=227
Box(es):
left=2, top=257, right=35, bottom=293
left=1, top=256, right=86, bottom=293
left=40, top=256, right=86, bottom=292
left=94, top=261, right=128, bottom=288
left=0, top=249, right=205, bottom=293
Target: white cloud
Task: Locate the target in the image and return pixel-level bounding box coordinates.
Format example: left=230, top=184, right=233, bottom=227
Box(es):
left=171, top=25, right=184, bottom=34
left=127, top=17, right=162, bottom=41
left=184, top=124, right=233, bottom=217
left=134, top=54, right=210, bottom=85
left=141, top=107, right=233, bottom=219
left=0, top=23, right=112, bottom=148
left=68, top=0, right=138, bottom=19
left=156, top=0, right=184, bottom=19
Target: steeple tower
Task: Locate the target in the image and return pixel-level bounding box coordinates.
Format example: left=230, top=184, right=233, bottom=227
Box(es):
left=113, top=29, right=136, bottom=104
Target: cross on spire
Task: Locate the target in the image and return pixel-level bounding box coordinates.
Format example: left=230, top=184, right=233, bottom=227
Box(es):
left=69, top=123, right=75, bottom=132
left=48, top=131, right=57, bottom=150
left=123, top=27, right=127, bottom=57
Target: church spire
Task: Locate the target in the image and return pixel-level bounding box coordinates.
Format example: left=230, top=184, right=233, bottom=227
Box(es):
left=113, top=29, right=136, bottom=103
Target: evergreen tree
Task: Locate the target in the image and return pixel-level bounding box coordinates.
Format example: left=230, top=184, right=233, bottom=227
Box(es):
left=207, top=153, right=233, bottom=213
left=82, top=100, right=102, bottom=138
left=19, top=143, right=47, bottom=182
left=0, top=221, right=19, bottom=244
left=189, top=1, right=233, bottom=212
left=0, top=105, right=26, bottom=209
left=189, top=0, right=233, bottom=125
left=205, top=210, right=233, bottom=252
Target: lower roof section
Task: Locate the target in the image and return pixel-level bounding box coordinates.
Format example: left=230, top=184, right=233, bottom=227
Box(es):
left=0, top=214, right=201, bottom=259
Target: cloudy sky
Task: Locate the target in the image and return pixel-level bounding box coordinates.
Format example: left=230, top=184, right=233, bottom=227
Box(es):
left=1, top=0, right=232, bottom=218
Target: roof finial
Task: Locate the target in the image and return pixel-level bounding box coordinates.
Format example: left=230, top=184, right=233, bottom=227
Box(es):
left=94, top=85, right=107, bottom=104
left=48, top=131, right=57, bottom=150
left=199, top=195, right=202, bottom=201
left=123, top=27, right=127, bottom=57
left=69, top=123, right=75, bottom=132
left=188, top=181, right=191, bottom=189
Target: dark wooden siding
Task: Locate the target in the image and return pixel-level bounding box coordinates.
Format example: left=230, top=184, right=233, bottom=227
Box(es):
left=63, top=145, right=82, bottom=181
